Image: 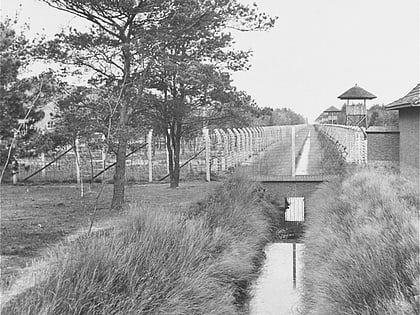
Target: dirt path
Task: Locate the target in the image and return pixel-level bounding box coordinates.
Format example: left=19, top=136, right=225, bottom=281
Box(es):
left=1, top=181, right=222, bottom=305
left=1, top=215, right=123, bottom=306
left=295, top=126, right=324, bottom=175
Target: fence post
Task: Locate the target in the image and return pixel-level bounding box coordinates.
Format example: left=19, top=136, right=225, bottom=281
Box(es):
left=101, top=134, right=106, bottom=181
left=75, top=138, right=81, bottom=184
left=249, top=128, right=254, bottom=155
left=166, top=129, right=170, bottom=174
left=74, top=138, right=84, bottom=197
left=291, top=126, right=296, bottom=177
left=245, top=128, right=251, bottom=158
left=41, top=152, right=46, bottom=180
left=258, top=127, right=263, bottom=152
left=221, top=130, right=228, bottom=171
left=12, top=159, right=18, bottom=184
left=203, top=128, right=211, bottom=182
left=233, top=129, right=241, bottom=165
left=214, top=129, right=223, bottom=173
left=148, top=129, right=153, bottom=182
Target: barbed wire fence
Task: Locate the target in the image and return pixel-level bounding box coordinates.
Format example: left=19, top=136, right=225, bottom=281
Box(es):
left=315, top=124, right=367, bottom=165
left=15, top=125, right=310, bottom=183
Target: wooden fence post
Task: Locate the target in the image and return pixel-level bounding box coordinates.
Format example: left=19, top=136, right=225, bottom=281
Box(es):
left=74, top=138, right=84, bottom=197
left=166, top=129, right=170, bottom=175
left=148, top=129, right=153, bottom=182
left=101, top=134, right=106, bottom=181
left=41, top=152, right=46, bottom=180
left=203, top=128, right=211, bottom=182
left=75, top=138, right=81, bottom=184
left=203, top=127, right=211, bottom=182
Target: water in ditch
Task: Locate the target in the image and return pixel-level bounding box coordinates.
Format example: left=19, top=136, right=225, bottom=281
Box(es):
left=250, top=242, right=304, bottom=315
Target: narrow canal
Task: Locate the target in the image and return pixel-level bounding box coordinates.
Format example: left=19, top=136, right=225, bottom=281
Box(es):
left=249, top=131, right=312, bottom=314
left=249, top=243, right=304, bottom=315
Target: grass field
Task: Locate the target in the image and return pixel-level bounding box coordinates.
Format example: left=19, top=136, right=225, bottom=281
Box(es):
left=2, top=174, right=279, bottom=314
left=302, top=169, right=419, bottom=314
left=1, top=181, right=222, bottom=291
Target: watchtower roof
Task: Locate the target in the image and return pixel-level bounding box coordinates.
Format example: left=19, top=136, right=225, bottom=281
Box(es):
left=338, top=85, right=376, bottom=100
left=324, top=106, right=340, bottom=112
left=386, top=83, right=420, bottom=110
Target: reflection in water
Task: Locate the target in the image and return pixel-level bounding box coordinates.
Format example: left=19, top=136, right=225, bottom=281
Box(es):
left=250, top=243, right=304, bottom=315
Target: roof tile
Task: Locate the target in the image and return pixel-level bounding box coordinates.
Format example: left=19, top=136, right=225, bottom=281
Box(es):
left=386, top=83, right=420, bottom=110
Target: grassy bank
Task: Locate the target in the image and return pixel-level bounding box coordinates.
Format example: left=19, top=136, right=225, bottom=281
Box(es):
left=302, top=170, right=419, bottom=314
left=2, top=174, right=278, bottom=314
left=314, top=125, right=347, bottom=175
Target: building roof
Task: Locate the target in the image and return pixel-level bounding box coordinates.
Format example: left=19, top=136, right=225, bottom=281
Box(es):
left=338, top=84, right=377, bottom=100
left=386, top=83, right=420, bottom=110
left=324, top=106, right=340, bottom=112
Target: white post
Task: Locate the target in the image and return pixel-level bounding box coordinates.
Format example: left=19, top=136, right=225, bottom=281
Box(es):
left=74, top=138, right=84, bottom=197
left=12, top=168, right=17, bottom=185
left=148, top=129, right=153, bottom=182
left=203, top=128, right=211, bottom=182
left=101, top=134, right=106, bottom=181
left=291, top=126, right=296, bottom=177
left=245, top=128, right=251, bottom=158
left=166, top=129, right=170, bottom=174
left=41, top=152, right=46, bottom=179
left=233, top=129, right=241, bottom=165
left=75, top=138, right=81, bottom=184
left=249, top=128, right=254, bottom=155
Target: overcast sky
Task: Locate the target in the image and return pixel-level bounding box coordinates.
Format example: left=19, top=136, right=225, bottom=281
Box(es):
left=2, top=0, right=419, bottom=122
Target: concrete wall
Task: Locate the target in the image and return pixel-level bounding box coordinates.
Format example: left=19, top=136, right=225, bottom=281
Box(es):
left=366, top=127, right=399, bottom=171
left=399, top=107, right=420, bottom=180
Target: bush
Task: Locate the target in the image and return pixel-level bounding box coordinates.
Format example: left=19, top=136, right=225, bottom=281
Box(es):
left=301, top=170, right=419, bottom=315
left=3, top=174, right=278, bottom=314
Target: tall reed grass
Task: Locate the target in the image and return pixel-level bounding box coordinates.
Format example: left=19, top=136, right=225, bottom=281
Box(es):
left=2, top=174, right=278, bottom=314
left=302, top=169, right=419, bottom=314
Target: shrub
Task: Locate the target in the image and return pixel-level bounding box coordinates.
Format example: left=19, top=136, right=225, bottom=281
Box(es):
left=3, top=174, right=278, bottom=314
left=302, top=170, right=419, bottom=315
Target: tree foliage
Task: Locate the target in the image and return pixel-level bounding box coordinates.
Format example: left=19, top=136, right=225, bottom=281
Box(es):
left=38, top=0, right=183, bottom=207
left=136, top=0, right=275, bottom=187
left=0, top=19, right=55, bottom=175
left=37, top=0, right=276, bottom=196
left=368, top=104, right=398, bottom=127
left=0, top=19, right=40, bottom=141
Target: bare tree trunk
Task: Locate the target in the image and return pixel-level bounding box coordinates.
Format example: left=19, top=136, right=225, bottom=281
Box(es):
left=111, top=43, right=130, bottom=210
left=111, top=135, right=127, bottom=209
left=166, top=128, right=176, bottom=188
left=171, top=121, right=182, bottom=188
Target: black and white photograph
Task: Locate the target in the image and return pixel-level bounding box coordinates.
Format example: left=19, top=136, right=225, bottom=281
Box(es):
left=1, top=0, right=419, bottom=314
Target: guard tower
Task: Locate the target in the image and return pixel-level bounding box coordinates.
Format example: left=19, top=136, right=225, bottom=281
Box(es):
left=338, top=84, right=376, bottom=128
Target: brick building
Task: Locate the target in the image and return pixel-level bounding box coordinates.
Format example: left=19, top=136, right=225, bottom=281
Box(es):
left=366, top=126, right=399, bottom=171
left=386, top=83, right=420, bottom=181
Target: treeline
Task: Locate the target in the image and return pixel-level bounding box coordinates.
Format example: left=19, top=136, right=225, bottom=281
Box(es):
left=253, top=107, right=306, bottom=126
